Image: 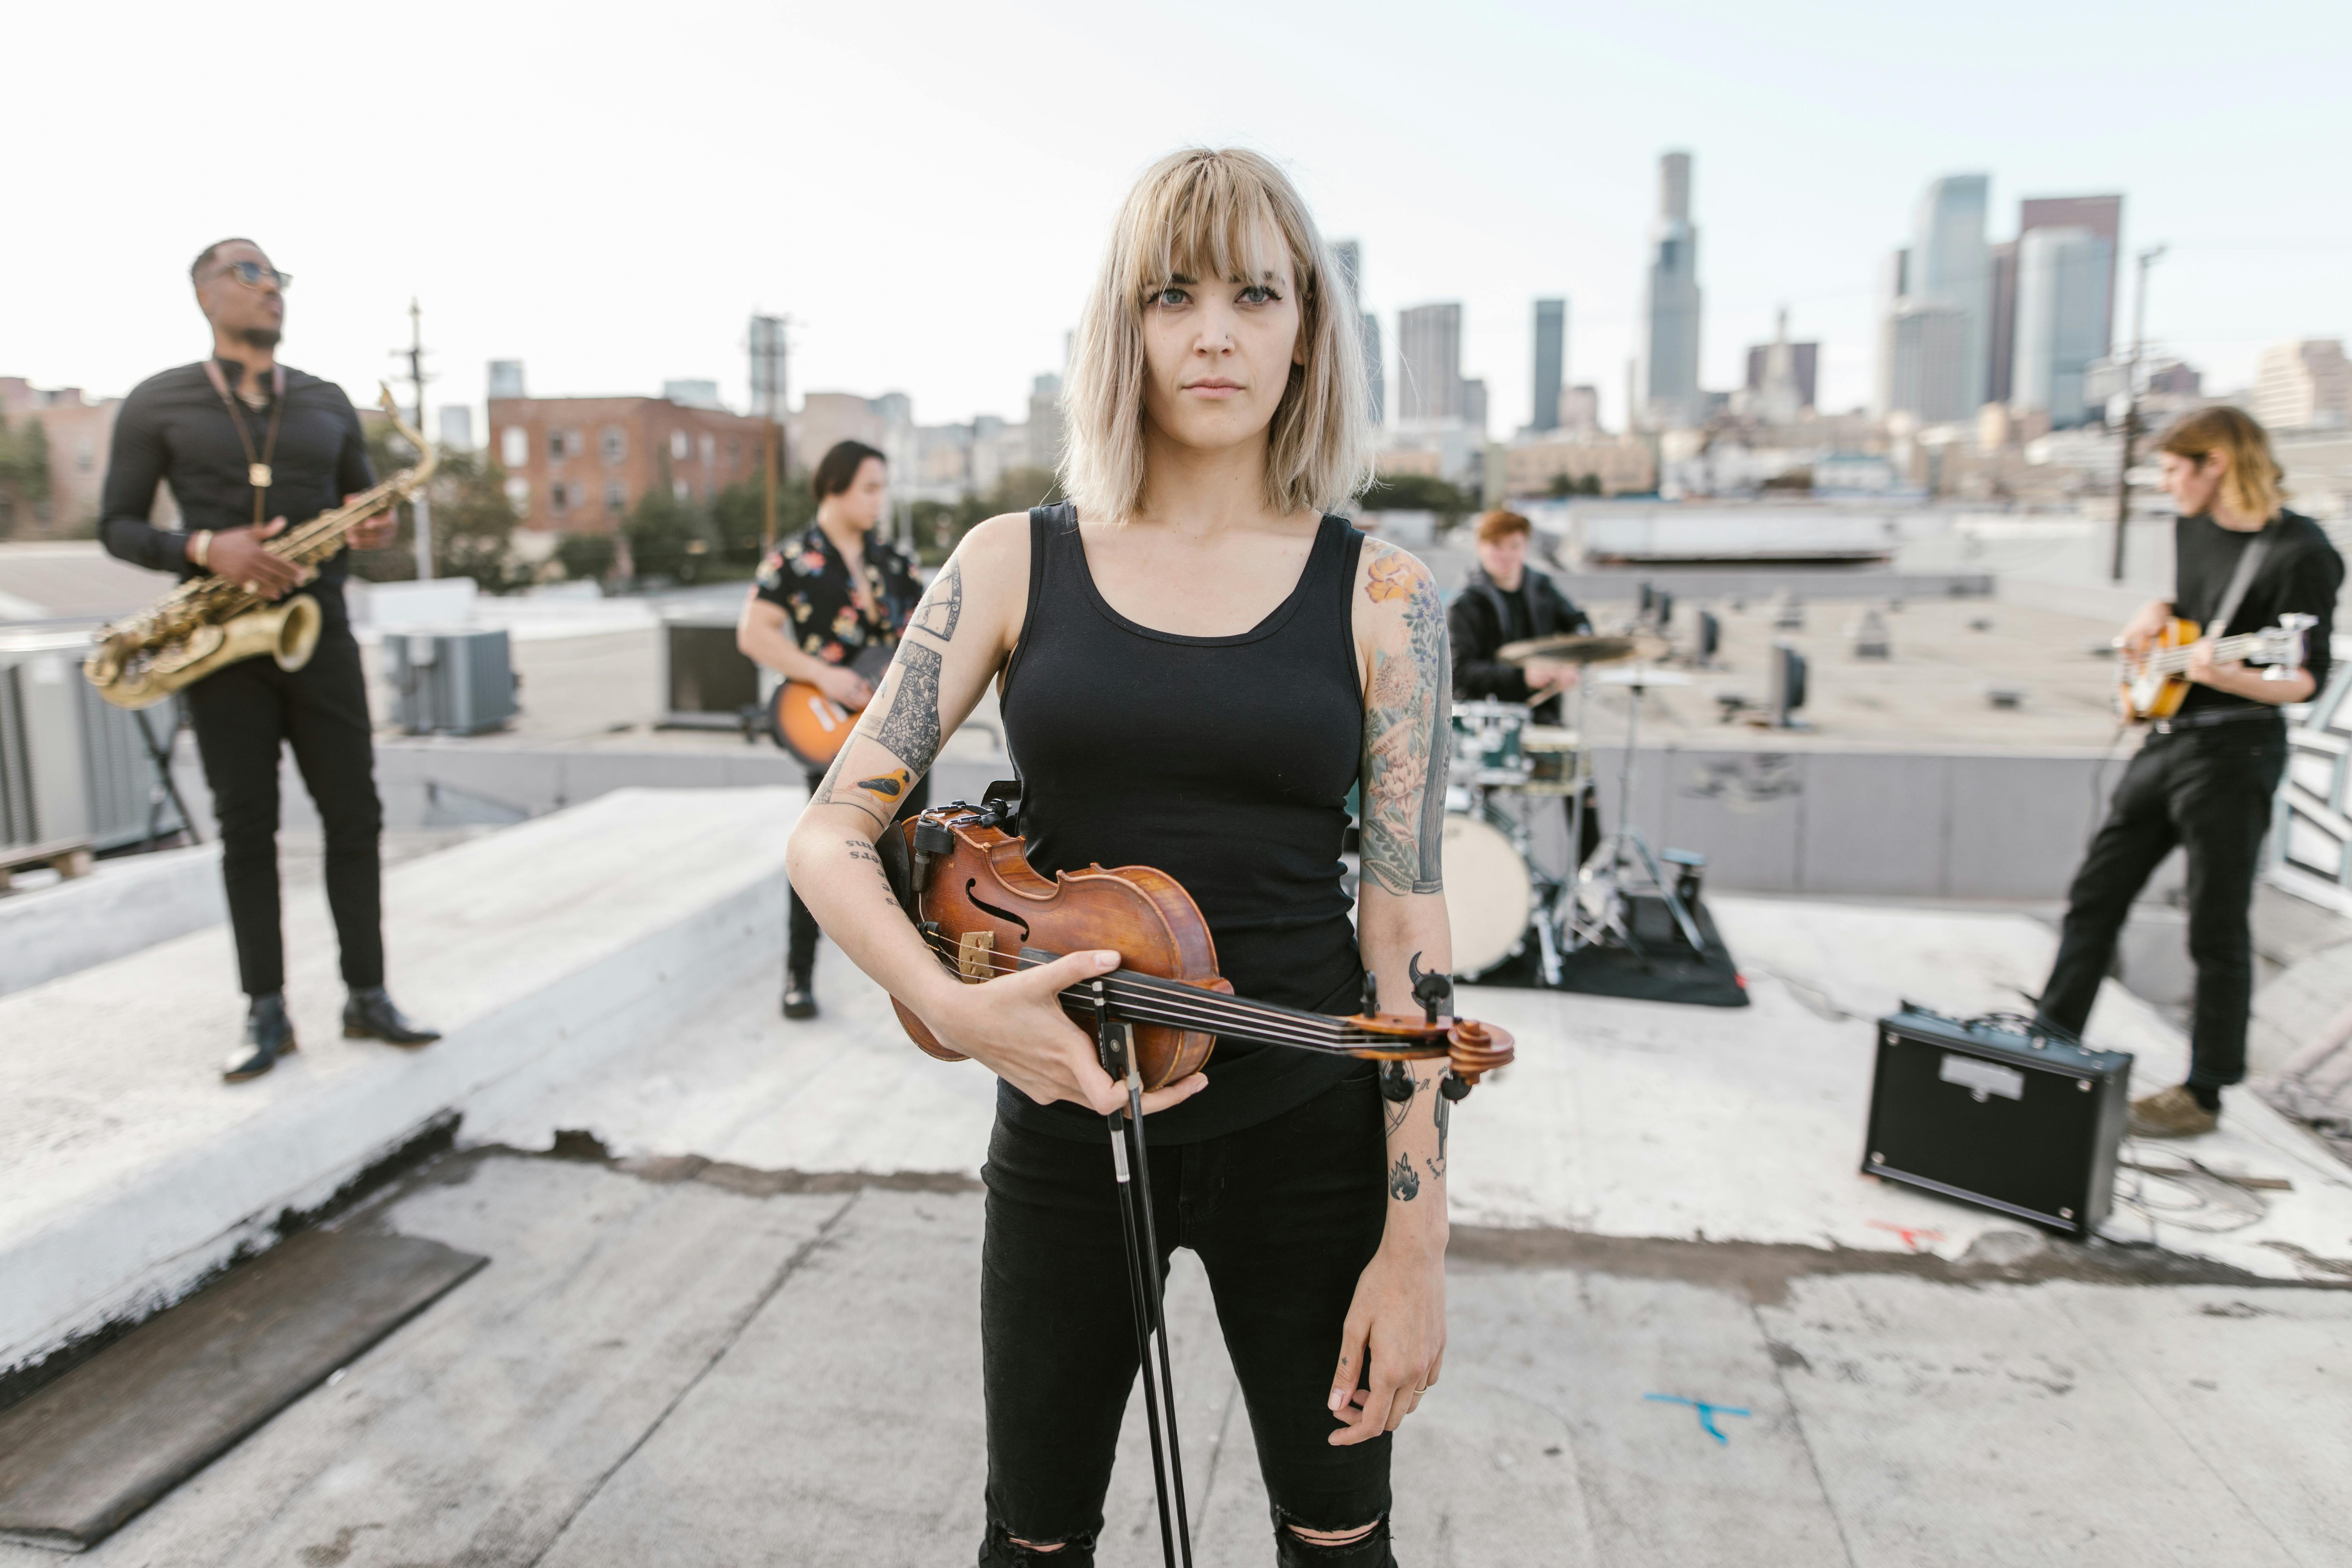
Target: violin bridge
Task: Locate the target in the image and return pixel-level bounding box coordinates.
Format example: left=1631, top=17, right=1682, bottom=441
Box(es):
left=956, top=930, right=996, bottom=981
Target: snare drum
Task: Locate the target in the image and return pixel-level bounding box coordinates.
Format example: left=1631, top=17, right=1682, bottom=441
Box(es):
left=1451, top=700, right=1531, bottom=788
left=1518, top=725, right=1580, bottom=795
left=1441, top=812, right=1534, bottom=976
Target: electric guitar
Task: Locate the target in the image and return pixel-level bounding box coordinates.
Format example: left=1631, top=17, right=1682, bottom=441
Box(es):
left=768, top=645, right=894, bottom=768
left=2116, top=614, right=2317, bottom=722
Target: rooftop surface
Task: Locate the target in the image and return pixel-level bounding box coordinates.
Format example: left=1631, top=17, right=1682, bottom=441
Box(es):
left=3, top=801, right=2347, bottom=1562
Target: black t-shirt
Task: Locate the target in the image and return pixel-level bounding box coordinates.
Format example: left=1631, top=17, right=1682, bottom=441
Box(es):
left=100, top=359, right=376, bottom=621
left=2172, top=509, right=2342, bottom=716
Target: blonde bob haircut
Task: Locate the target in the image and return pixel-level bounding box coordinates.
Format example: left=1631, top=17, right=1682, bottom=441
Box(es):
left=1060, top=148, right=1374, bottom=523
left=2158, top=405, right=2285, bottom=522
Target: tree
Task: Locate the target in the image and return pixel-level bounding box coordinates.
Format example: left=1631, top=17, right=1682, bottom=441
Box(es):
left=553, top=533, right=617, bottom=584
left=0, top=413, right=52, bottom=539
left=909, top=465, right=1064, bottom=566
left=346, top=425, right=529, bottom=592
left=1357, top=470, right=1474, bottom=517
left=623, top=484, right=719, bottom=585
left=1545, top=471, right=1603, bottom=498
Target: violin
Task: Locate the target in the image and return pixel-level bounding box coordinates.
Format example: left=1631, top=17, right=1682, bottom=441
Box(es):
left=882, top=793, right=1514, bottom=1091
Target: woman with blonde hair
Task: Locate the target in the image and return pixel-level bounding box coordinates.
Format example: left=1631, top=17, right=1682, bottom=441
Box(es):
left=2035, top=405, right=2342, bottom=1137
left=785, top=147, right=1452, bottom=1563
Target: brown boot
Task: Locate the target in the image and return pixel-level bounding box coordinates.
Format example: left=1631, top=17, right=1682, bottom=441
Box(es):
left=2128, top=1084, right=2218, bottom=1139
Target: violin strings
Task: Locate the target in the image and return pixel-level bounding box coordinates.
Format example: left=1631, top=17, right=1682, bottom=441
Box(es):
left=914, top=931, right=1405, bottom=1049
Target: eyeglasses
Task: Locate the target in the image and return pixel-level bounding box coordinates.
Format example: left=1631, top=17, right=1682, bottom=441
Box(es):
left=215, top=261, right=292, bottom=291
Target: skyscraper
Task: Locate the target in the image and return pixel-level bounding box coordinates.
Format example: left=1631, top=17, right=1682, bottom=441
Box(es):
left=1331, top=239, right=1384, bottom=426
left=1744, top=310, right=1816, bottom=422
left=1640, top=152, right=1702, bottom=429
left=2018, top=195, right=2122, bottom=357
left=1910, top=174, right=1992, bottom=414
left=1398, top=303, right=1464, bottom=422
left=1531, top=299, right=1567, bottom=433
left=1985, top=241, right=2019, bottom=405
left=2012, top=227, right=2115, bottom=429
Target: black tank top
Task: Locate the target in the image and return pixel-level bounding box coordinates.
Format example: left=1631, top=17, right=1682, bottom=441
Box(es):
left=997, top=504, right=1371, bottom=1143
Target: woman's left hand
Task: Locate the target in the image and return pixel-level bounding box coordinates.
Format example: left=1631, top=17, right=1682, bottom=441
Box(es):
left=1326, top=1233, right=1447, bottom=1445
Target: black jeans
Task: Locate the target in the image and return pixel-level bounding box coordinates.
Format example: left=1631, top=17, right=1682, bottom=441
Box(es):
left=787, top=765, right=928, bottom=981
left=184, top=627, right=383, bottom=998
left=2038, top=723, right=2288, bottom=1088
left=978, top=1072, right=1397, bottom=1567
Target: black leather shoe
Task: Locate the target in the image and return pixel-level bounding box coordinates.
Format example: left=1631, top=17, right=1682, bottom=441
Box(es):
left=343, top=986, right=441, bottom=1047
left=782, top=979, right=818, bottom=1020
left=223, top=992, right=296, bottom=1083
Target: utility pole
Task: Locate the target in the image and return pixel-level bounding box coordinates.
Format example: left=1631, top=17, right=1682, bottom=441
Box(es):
left=405, top=298, right=435, bottom=580
left=2110, top=245, right=2167, bottom=583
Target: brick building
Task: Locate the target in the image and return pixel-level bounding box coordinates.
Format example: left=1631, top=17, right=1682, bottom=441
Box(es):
left=488, top=391, right=770, bottom=534
left=0, top=378, right=136, bottom=536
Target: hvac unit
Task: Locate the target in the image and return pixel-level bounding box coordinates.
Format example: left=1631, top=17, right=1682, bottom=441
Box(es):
left=662, top=617, right=761, bottom=730
left=0, top=628, right=190, bottom=855
left=384, top=629, right=517, bottom=736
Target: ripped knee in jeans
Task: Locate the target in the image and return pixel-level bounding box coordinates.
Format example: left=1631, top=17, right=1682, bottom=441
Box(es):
left=981, top=1519, right=1097, bottom=1566
left=1274, top=1507, right=1394, bottom=1565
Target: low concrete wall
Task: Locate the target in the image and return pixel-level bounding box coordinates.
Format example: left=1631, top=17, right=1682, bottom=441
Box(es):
left=0, top=843, right=225, bottom=997
left=0, top=788, right=794, bottom=1376
left=1578, top=739, right=2172, bottom=901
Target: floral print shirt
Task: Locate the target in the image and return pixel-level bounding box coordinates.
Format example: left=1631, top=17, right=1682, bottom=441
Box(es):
left=753, top=523, right=924, bottom=666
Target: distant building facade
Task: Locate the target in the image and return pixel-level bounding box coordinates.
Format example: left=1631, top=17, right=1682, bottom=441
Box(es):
left=490, top=387, right=766, bottom=532
left=1640, top=151, right=1703, bottom=429
left=0, top=378, right=126, bottom=535
left=1530, top=299, right=1566, bottom=433
left=2255, top=340, right=2351, bottom=432
left=1500, top=437, right=1655, bottom=498
left=1742, top=311, right=1818, bottom=421
left=1907, top=173, right=1992, bottom=417
left=1332, top=240, right=1384, bottom=424
left=1398, top=303, right=1464, bottom=422
left=2011, top=226, right=2115, bottom=429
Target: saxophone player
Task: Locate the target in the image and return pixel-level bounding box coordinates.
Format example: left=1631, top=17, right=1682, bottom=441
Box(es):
left=99, top=238, right=440, bottom=1082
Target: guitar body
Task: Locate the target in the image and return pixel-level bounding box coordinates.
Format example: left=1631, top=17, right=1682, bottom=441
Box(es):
left=892, top=811, right=1230, bottom=1089
left=770, top=644, right=895, bottom=767
left=2118, top=617, right=2202, bottom=722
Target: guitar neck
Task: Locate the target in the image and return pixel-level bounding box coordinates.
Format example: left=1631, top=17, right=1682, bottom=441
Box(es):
left=2139, top=631, right=2270, bottom=674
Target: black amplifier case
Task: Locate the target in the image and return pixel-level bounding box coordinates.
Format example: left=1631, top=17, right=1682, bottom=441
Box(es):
left=1861, top=1007, right=2133, bottom=1237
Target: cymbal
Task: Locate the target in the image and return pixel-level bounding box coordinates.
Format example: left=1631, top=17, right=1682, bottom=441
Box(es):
left=1496, top=631, right=1671, bottom=667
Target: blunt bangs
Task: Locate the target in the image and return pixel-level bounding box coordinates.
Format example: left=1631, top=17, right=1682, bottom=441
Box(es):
left=1062, top=147, right=1374, bottom=524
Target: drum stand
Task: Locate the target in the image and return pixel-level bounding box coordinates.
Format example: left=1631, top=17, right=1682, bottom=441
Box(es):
left=1091, top=994, right=1193, bottom=1568
left=1559, top=670, right=1706, bottom=956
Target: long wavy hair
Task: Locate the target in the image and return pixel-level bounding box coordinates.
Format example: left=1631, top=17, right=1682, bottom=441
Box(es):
left=1059, top=148, right=1374, bottom=523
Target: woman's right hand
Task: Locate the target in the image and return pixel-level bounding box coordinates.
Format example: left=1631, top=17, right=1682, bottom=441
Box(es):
left=923, top=947, right=1208, bottom=1116
left=2119, top=599, right=2174, bottom=659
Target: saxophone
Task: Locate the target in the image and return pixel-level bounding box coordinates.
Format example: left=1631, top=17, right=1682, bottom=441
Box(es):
left=84, top=386, right=439, bottom=710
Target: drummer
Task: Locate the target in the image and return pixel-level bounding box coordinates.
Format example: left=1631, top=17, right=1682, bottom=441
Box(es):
left=1450, top=507, right=1602, bottom=863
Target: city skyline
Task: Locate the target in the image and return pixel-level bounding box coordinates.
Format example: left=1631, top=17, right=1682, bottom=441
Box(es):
left=6, top=2, right=2347, bottom=441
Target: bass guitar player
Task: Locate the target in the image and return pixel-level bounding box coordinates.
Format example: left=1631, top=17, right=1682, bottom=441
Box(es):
left=2035, top=406, right=2343, bottom=1138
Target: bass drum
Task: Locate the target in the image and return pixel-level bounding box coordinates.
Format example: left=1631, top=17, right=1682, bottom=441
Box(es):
left=1441, top=813, right=1534, bottom=978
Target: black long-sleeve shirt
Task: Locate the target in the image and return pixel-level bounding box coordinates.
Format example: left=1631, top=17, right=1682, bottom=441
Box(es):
left=1448, top=565, right=1592, bottom=724
left=100, top=358, right=375, bottom=618
left=2173, top=508, right=2343, bottom=717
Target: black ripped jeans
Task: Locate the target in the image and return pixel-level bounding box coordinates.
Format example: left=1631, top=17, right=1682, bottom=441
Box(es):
left=2037, top=721, right=2289, bottom=1089
left=978, top=1072, right=1397, bottom=1567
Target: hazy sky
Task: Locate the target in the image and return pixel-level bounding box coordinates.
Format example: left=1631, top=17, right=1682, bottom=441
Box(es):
left=9, top=1, right=2347, bottom=440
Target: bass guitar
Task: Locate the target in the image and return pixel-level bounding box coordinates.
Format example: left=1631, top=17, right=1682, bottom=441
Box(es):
left=881, top=793, right=1514, bottom=1089
left=2116, top=614, right=2316, bottom=722
left=768, top=645, right=894, bottom=768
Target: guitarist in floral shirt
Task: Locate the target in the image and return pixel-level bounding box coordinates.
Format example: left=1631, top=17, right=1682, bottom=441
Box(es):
left=737, top=439, right=927, bottom=1018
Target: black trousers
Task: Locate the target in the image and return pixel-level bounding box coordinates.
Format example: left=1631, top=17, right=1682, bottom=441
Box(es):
left=184, top=628, right=383, bottom=998
left=2037, top=723, right=2288, bottom=1089
left=788, top=765, right=929, bottom=979
left=977, top=1073, right=1396, bottom=1567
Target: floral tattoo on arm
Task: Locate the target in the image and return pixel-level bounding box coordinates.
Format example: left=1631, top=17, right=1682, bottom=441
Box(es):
left=1359, top=550, right=1450, bottom=896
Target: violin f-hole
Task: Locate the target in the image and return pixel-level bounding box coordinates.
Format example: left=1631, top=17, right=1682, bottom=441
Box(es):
left=965, top=879, right=1032, bottom=942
